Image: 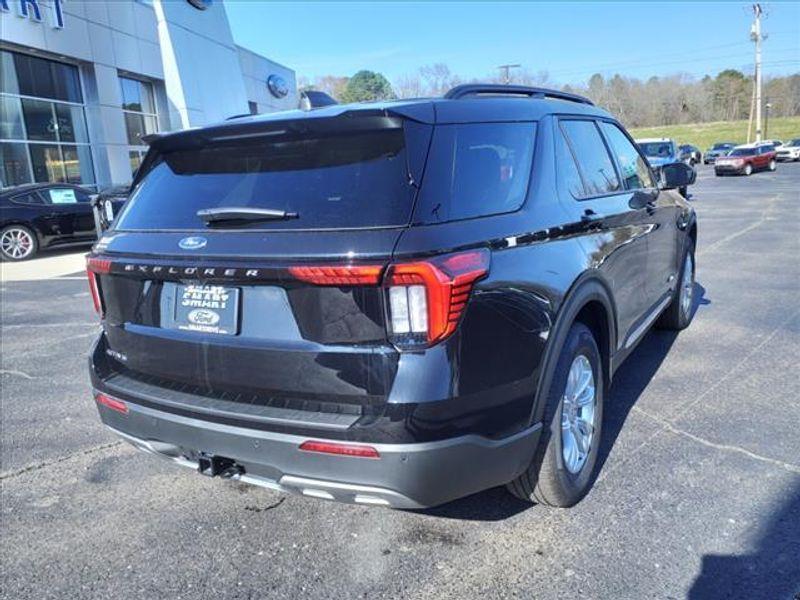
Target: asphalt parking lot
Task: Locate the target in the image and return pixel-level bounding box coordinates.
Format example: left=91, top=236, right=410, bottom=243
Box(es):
left=1, top=163, right=799, bottom=600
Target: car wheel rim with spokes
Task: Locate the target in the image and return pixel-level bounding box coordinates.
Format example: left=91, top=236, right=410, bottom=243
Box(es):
left=561, top=354, right=596, bottom=474
left=1, top=228, right=34, bottom=260
left=680, top=252, right=694, bottom=319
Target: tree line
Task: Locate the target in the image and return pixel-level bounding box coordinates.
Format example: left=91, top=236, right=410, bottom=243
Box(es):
left=298, top=64, right=800, bottom=128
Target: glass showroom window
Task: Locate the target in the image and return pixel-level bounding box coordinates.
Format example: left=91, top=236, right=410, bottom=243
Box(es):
left=120, top=76, right=158, bottom=176
left=0, top=50, right=95, bottom=188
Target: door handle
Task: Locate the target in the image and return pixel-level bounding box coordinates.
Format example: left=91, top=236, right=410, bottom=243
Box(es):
left=580, top=208, right=597, bottom=222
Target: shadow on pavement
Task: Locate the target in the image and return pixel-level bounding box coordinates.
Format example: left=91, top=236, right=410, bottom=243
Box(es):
left=596, top=282, right=707, bottom=476
left=689, top=481, right=800, bottom=600
left=415, top=282, right=710, bottom=522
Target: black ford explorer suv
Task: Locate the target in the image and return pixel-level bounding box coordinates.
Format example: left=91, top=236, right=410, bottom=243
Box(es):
left=87, top=84, right=697, bottom=509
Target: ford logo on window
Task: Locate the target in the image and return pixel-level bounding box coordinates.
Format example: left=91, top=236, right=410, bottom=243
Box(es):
left=178, top=236, right=207, bottom=250
left=187, top=309, right=220, bottom=326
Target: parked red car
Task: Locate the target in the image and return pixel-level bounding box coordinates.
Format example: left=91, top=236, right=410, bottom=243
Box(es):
left=714, top=143, right=777, bottom=176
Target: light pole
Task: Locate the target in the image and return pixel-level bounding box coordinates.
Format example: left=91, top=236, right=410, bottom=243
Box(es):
left=750, top=4, right=765, bottom=142
left=764, top=101, right=772, bottom=139
left=497, top=64, right=521, bottom=85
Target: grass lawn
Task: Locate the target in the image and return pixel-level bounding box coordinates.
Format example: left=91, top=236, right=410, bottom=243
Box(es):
left=628, top=116, right=800, bottom=150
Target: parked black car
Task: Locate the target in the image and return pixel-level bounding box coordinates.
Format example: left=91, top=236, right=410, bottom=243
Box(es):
left=1, top=183, right=97, bottom=261
left=88, top=84, right=697, bottom=509
left=678, top=144, right=702, bottom=165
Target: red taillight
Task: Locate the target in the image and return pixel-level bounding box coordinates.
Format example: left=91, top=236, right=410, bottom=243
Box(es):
left=86, top=256, right=110, bottom=318
left=288, top=249, right=490, bottom=348
left=385, top=249, right=490, bottom=346
left=87, top=257, right=112, bottom=274
left=288, top=265, right=383, bottom=286
left=95, top=392, right=128, bottom=414
left=299, top=440, right=380, bottom=459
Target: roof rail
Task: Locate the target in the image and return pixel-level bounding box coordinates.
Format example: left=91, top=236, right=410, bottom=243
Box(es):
left=444, top=84, right=594, bottom=106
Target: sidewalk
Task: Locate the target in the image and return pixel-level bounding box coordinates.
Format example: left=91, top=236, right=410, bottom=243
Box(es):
left=1, top=250, right=88, bottom=282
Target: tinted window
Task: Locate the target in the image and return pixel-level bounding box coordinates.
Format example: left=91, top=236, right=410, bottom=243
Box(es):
left=414, top=122, right=535, bottom=222
left=21, top=99, right=57, bottom=142
left=117, top=121, right=420, bottom=231
left=6, top=50, right=82, bottom=103
left=30, top=145, right=66, bottom=182
left=0, top=143, right=31, bottom=187
left=555, top=127, right=586, bottom=199
left=119, top=77, right=155, bottom=113
left=599, top=122, right=655, bottom=190
left=10, top=192, right=44, bottom=205
left=637, top=142, right=675, bottom=158
left=560, top=120, right=620, bottom=197
left=729, top=148, right=756, bottom=156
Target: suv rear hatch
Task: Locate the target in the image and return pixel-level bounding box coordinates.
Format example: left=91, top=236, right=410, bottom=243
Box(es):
left=89, top=112, right=433, bottom=428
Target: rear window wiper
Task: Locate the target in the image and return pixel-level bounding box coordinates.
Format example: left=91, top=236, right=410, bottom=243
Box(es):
left=197, top=207, right=299, bottom=226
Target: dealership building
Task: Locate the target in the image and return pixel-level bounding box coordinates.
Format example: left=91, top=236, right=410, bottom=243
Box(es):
left=1, top=0, right=297, bottom=190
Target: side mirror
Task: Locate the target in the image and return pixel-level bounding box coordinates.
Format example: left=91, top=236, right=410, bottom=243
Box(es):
left=660, top=162, right=696, bottom=190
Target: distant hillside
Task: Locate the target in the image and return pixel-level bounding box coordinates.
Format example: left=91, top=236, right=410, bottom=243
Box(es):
left=628, top=117, right=800, bottom=149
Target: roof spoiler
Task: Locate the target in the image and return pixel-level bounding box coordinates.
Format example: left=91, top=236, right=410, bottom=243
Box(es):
left=300, top=90, right=338, bottom=111
left=444, top=84, right=594, bottom=106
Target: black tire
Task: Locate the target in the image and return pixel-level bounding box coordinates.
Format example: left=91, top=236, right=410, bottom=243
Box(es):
left=507, top=322, right=604, bottom=508
left=656, top=238, right=695, bottom=330
left=0, top=224, right=38, bottom=261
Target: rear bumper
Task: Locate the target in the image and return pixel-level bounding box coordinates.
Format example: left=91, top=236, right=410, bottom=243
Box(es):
left=714, top=165, right=745, bottom=174
left=97, top=397, right=541, bottom=508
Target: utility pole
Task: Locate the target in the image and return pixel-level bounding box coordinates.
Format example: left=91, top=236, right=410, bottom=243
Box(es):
left=497, top=64, right=521, bottom=84
left=750, top=3, right=765, bottom=142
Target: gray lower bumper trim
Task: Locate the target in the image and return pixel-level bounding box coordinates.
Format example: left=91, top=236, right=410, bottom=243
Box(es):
left=101, top=399, right=541, bottom=509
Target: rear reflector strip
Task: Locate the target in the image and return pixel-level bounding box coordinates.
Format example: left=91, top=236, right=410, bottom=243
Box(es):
left=299, top=440, right=380, bottom=459
left=95, top=393, right=128, bottom=414
left=87, top=270, right=103, bottom=316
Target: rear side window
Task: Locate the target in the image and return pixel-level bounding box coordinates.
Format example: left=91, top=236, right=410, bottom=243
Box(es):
left=599, top=122, right=655, bottom=190
left=45, top=187, right=89, bottom=204
left=559, top=120, right=620, bottom=198
left=116, top=120, right=420, bottom=231
left=414, top=122, right=535, bottom=223
left=555, top=127, right=586, bottom=199
left=10, top=192, right=44, bottom=205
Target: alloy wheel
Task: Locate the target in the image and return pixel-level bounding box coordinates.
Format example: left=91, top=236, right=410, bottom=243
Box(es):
left=1, top=228, right=35, bottom=260
left=680, top=252, right=694, bottom=319
left=560, top=354, right=596, bottom=474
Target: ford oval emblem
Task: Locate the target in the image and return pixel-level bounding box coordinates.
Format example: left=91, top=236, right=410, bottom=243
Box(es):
left=187, top=309, right=220, bottom=326
left=267, top=75, right=289, bottom=99
left=179, top=236, right=207, bottom=250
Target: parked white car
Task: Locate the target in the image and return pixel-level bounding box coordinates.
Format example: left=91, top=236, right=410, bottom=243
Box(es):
left=775, top=138, right=800, bottom=162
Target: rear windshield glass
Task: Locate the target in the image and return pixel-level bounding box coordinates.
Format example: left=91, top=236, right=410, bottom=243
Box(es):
left=637, top=142, right=675, bottom=157
left=115, top=122, right=418, bottom=231
left=413, top=122, right=536, bottom=223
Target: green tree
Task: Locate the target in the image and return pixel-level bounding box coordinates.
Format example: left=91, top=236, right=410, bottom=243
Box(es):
left=340, top=70, right=396, bottom=103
